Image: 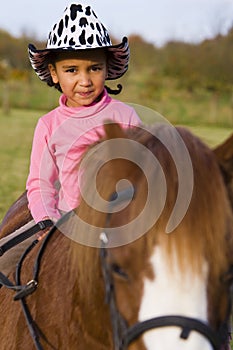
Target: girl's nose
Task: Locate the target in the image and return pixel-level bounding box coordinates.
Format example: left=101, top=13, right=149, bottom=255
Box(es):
left=78, top=72, right=91, bottom=86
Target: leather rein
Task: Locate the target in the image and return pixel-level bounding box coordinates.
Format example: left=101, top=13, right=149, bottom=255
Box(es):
left=100, top=231, right=223, bottom=350
left=0, top=214, right=71, bottom=350
left=99, top=188, right=224, bottom=350
left=0, top=191, right=228, bottom=349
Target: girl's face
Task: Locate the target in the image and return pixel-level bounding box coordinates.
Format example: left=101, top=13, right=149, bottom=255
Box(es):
left=48, top=49, right=108, bottom=107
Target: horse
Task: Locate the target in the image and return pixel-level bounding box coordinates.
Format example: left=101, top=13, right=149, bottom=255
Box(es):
left=0, top=122, right=232, bottom=350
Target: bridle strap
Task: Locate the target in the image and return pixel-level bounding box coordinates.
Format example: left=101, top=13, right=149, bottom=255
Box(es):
left=101, top=241, right=223, bottom=350
left=0, top=219, right=53, bottom=257
left=15, top=239, right=44, bottom=350
left=121, top=315, right=221, bottom=350
left=100, top=188, right=224, bottom=350
left=100, top=187, right=136, bottom=349
left=100, top=243, right=128, bottom=349
left=0, top=240, right=39, bottom=297
left=0, top=212, right=73, bottom=350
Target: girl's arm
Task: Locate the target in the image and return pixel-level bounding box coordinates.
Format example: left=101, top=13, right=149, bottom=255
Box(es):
left=26, top=119, right=61, bottom=223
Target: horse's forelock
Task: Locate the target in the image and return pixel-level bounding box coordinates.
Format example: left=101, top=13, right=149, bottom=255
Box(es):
left=76, top=123, right=232, bottom=280
left=69, top=123, right=233, bottom=337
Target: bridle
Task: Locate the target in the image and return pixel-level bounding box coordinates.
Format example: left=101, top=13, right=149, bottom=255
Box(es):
left=0, top=213, right=72, bottom=350
left=100, top=233, right=224, bottom=350
left=99, top=188, right=225, bottom=350
left=0, top=189, right=229, bottom=350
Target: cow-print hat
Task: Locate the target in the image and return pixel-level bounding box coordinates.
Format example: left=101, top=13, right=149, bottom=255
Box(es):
left=28, top=3, right=130, bottom=85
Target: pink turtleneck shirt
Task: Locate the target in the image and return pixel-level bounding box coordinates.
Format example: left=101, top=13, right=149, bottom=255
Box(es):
left=26, top=90, right=141, bottom=223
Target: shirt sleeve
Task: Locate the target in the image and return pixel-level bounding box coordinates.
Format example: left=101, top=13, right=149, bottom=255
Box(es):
left=116, top=103, right=142, bottom=128
left=129, top=106, right=142, bottom=126
left=26, top=119, right=61, bottom=223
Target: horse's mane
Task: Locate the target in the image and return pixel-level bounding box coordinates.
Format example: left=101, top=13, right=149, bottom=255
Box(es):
left=70, top=123, right=232, bottom=295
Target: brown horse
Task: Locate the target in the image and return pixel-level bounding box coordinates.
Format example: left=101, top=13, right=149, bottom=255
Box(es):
left=0, top=123, right=232, bottom=350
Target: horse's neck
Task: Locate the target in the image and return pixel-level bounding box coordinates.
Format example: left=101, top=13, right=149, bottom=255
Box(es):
left=71, top=244, right=112, bottom=346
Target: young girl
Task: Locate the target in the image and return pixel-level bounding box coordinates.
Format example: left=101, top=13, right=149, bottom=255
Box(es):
left=26, top=2, right=141, bottom=232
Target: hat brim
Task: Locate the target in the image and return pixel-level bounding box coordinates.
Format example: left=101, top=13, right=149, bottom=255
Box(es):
left=28, top=37, right=129, bottom=84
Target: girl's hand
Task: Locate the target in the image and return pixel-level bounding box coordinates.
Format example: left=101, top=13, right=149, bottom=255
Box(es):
left=36, top=217, right=53, bottom=240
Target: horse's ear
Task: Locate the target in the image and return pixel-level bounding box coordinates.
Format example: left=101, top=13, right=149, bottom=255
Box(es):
left=102, top=121, right=140, bottom=180
left=213, top=133, right=233, bottom=211
left=104, top=121, right=127, bottom=140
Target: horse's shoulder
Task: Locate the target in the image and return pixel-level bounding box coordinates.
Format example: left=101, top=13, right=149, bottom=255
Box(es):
left=0, top=191, right=32, bottom=238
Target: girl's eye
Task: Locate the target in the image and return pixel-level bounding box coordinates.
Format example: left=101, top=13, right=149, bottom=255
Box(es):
left=91, top=65, right=102, bottom=72
left=65, top=68, right=77, bottom=73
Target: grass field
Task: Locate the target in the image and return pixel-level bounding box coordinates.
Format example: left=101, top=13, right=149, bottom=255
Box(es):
left=0, top=108, right=40, bottom=218
left=0, top=104, right=232, bottom=221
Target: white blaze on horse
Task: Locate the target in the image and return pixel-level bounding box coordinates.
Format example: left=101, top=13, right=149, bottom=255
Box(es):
left=0, top=122, right=232, bottom=350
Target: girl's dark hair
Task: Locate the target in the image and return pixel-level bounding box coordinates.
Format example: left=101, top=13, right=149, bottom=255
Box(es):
left=48, top=82, right=123, bottom=95
left=46, top=51, right=123, bottom=95
left=105, top=84, right=122, bottom=95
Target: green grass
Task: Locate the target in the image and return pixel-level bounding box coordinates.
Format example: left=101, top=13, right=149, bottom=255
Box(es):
left=186, top=125, right=233, bottom=146
left=0, top=108, right=47, bottom=219
left=0, top=105, right=232, bottom=220
left=114, top=75, right=233, bottom=128
left=2, top=75, right=233, bottom=128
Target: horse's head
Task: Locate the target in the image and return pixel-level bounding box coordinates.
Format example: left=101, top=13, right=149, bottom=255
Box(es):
left=75, top=123, right=233, bottom=350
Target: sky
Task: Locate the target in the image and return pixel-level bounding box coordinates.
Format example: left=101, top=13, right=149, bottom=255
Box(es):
left=1, top=0, right=233, bottom=47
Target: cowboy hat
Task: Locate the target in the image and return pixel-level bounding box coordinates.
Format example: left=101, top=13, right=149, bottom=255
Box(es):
left=28, top=3, right=130, bottom=86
